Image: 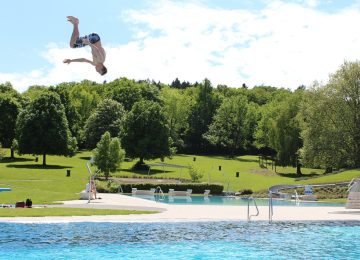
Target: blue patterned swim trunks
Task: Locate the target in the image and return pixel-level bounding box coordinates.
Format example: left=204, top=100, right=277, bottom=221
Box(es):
left=73, top=33, right=100, bottom=48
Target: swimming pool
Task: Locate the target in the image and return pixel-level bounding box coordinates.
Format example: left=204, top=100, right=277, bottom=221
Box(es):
left=1, top=221, right=359, bottom=259
left=131, top=194, right=345, bottom=207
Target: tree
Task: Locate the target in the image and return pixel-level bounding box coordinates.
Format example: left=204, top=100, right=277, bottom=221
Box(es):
left=83, top=99, right=126, bottom=148
left=160, top=87, right=193, bottom=148
left=0, top=94, right=22, bottom=158
left=170, top=78, right=191, bottom=89
left=69, top=82, right=101, bottom=144
left=185, top=79, right=220, bottom=152
left=171, top=78, right=181, bottom=89
left=16, top=92, right=76, bottom=165
left=122, top=100, right=170, bottom=164
left=299, top=86, right=346, bottom=171
left=52, top=83, right=82, bottom=144
left=137, top=80, right=161, bottom=103
left=255, top=91, right=303, bottom=175
left=106, top=78, right=142, bottom=111
left=107, top=78, right=161, bottom=111
left=23, top=85, right=50, bottom=101
left=0, top=82, right=19, bottom=96
left=93, top=131, right=125, bottom=180
left=204, top=95, right=252, bottom=157
left=300, top=61, right=360, bottom=170
left=247, top=86, right=290, bottom=106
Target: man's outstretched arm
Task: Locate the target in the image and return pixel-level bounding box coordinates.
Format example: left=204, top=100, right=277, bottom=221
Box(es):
left=63, top=58, right=95, bottom=65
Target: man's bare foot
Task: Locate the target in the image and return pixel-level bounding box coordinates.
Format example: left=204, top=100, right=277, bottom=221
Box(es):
left=67, top=16, right=79, bottom=25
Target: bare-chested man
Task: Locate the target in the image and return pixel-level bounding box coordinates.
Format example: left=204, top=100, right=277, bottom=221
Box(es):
left=63, top=16, right=107, bottom=75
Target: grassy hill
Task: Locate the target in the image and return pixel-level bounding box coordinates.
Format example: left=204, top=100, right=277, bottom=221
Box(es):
left=0, top=150, right=359, bottom=204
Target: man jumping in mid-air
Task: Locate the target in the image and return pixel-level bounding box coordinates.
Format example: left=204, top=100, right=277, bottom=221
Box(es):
left=63, top=16, right=107, bottom=75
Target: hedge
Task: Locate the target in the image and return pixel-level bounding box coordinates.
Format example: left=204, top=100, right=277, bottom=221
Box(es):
left=95, top=181, right=224, bottom=195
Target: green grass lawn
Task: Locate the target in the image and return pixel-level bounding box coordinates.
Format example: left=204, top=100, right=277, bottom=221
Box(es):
left=0, top=150, right=359, bottom=206
left=0, top=207, right=157, bottom=217
left=117, top=154, right=360, bottom=192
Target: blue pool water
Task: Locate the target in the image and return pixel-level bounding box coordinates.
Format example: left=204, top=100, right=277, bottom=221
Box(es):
left=1, top=221, right=360, bottom=259
left=131, top=194, right=345, bottom=207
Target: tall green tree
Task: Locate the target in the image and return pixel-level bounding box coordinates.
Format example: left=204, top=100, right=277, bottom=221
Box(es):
left=255, top=91, right=303, bottom=174
left=69, top=82, right=101, bottom=143
left=300, top=61, right=360, bottom=170
left=52, top=83, right=82, bottom=143
left=84, top=99, right=126, bottom=148
left=203, top=95, right=254, bottom=156
left=185, top=79, right=220, bottom=152
left=16, top=92, right=76, bottom=165
left=122, top=100, right=170, bottom=164
left=160, top=87, right=193, bottom=148
left=0, top=94, right=22, bottom=158
left=299, top=85, right=346, bottom=171
left=93, top=131, right=125, bottom=180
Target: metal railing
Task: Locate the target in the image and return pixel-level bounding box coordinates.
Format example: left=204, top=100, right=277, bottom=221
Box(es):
left=269, top=192, right=274, bottom=222
left=86, top=161, right=94, bottom=203
left=348, top=178, right=357, bottom=192
left=155, top=186, right=165, bottom=201
left=86, top=159, right=100, bottom=203
left=294, top=190, right=300, bottom=206
left=247, top=196, right=259, bottom=221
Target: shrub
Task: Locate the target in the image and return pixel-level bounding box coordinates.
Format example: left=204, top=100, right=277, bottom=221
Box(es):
left=188, top=166, right=204, bottom=182
left=238, top=189, right=253, bottom=195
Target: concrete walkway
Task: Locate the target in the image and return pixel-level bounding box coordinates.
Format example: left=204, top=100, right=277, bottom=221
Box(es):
left=1, top=193, right=360, bottom=223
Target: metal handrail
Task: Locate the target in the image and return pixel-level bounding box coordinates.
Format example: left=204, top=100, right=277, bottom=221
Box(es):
left=269, top=192, right=273, bottom=222
left=155, top=186, right=165, bottom=201
left=294, top=190, right=300, bottom=206
left=347, top=178, right=357, bottom=192
left=247, top=196, right=259, bottom=221
left=86, top=159, right=100, bottom=203
left=86, top=161, right=93, bottom=203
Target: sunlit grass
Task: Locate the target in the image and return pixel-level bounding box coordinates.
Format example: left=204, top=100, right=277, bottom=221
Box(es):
left=0, top=149, right=358, bottom=207
left=0, top=207, right=157, bottom=217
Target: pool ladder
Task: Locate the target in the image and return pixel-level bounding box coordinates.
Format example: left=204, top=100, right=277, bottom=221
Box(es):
left=155, top=186, right=165, bottom=201
left=269, top=192, right=274, bottom=222
left=294, top=190, right=300, bottom=206
left=247, top=197, right=259, bottom=221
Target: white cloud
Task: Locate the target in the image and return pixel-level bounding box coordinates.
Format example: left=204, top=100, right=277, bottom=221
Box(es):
left=302, top=0, right=320, bottom=8
left=3, top=0, right=360, bottom=92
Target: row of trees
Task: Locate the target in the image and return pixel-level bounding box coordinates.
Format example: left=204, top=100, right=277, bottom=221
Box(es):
left=1, top=61, right=360, bottom=173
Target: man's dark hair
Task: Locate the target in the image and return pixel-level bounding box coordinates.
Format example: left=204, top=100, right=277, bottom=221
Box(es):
left=100, top=65, right=107, bottom=76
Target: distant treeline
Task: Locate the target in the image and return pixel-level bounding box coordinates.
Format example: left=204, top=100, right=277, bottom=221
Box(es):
left=1, top=61, right=360, bottom=173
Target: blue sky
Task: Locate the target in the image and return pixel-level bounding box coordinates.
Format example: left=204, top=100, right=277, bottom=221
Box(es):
left=1, top=0, right=360, bottom=92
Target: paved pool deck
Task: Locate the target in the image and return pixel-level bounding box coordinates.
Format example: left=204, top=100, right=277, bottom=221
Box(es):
left=1, top=193, right=359, bottom=223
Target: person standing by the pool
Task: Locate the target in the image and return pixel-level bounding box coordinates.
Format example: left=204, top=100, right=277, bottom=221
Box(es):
left=63, top=16, right=107, bottom=75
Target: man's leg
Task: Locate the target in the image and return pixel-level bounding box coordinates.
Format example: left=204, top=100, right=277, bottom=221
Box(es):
left=67, top=16, right=80, bottom=48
